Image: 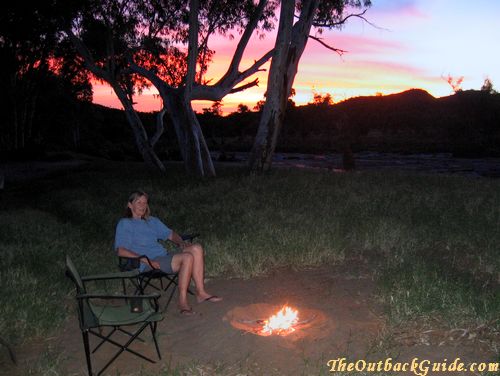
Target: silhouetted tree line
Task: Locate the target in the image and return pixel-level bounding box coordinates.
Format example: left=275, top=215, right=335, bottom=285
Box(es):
left=3, top=86, right=499, bottom=162
left=0, top=1, right=92, bottom=159
left=198, top=88, right=500, bottom=157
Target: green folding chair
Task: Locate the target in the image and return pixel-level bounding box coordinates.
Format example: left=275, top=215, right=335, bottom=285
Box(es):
left=65, top=255, right=163, bottom=376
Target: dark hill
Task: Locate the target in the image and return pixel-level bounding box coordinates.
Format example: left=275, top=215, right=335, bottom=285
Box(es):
left=336, top=88, right=436, bottom=109
left=275, top=89, right=500, bottom=156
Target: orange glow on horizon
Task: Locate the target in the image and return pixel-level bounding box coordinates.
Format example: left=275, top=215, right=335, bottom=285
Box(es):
left=91, top=67, right=447, bottom=115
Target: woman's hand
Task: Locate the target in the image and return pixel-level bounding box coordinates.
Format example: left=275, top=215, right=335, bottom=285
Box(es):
left=140, top=257, right=160, bottom=270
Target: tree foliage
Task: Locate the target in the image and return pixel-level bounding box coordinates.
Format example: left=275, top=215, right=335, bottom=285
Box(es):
left=311, top=92, right=334, bottom=105
left=481, top=78, right=497, bottom=94
left=0, top=1, right=91, bottom=153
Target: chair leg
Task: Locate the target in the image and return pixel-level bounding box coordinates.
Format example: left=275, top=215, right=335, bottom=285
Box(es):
left=163, top=283, right=178, bottom=312
left=92, top=327, right=117, bottom=353
left=150, top=322, right=161, bottom=360
left=134, top=276, right=145, bottom=294
left=82, top=330, right=93, bottom=376
left=121, top=278, right=127, bottom=295
left=140, top=276, right=160, bottom=292
left=91, top=322, right=156, bottom=376
left=118, top=327, right=145, bottom=343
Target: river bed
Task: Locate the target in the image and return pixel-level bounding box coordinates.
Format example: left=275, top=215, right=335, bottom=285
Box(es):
left=213, top=151, right=500, bottom=178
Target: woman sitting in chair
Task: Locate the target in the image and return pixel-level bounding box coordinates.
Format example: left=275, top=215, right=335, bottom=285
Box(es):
left=114, top=190, right=222, bottom=316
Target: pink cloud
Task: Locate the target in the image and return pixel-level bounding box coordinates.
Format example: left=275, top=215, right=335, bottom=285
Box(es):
left=346, top=60, right=427, bottom=77
left=305, top=33, right=407, bottom=56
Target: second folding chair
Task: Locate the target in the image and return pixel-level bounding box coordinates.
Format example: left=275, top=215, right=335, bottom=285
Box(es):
left=65, top=255, right=163, bottom=376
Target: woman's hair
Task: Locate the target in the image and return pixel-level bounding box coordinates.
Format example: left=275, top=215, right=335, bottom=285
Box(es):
left=124, top=190, right=151, bottom=219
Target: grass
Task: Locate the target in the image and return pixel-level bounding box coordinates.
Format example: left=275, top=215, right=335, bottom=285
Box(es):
left=0, top=161, right=498, bottom=355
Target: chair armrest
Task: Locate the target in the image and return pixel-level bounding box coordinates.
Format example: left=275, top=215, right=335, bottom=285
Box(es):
left=181, top=233, right=200, bottom=242
left=82, top=269, right=140, bottom=281
left=164, top=233, right=200, bottom=249
left=76, top=292, right=161, bottom=300
left=118, top=254, right=159, bottom=270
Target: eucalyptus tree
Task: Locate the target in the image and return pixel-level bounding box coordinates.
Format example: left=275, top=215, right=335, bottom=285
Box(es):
left=249, top=0, right=372, bottom=172
left=68, top=0, right=277, bottom=176
left=127, top=0, right=277, bottom=176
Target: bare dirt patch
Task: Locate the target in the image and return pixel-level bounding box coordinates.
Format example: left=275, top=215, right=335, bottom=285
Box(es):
left=2, top=263, right=496, bottom=375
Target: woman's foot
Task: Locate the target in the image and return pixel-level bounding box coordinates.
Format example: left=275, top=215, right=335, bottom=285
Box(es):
left=178, top=303, right=195, bottom=316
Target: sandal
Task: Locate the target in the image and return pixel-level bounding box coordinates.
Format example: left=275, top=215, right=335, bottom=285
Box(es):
left=179, top=308, right=196, bottom=316
left=198, top=295, right=222, bottom=303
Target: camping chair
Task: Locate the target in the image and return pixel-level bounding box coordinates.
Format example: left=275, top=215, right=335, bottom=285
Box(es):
left=118, top=233, right=198, bottom=311
left=65, top=255, right=163, bottom=376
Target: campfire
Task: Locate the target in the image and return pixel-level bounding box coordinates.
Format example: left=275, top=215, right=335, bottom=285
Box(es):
left=224, top=303, right=327, bottom=339
left=257, top=305, right=299, bottom=336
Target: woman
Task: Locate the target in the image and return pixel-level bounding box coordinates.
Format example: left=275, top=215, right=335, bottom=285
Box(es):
left=114, top=190, right=222, bottom=316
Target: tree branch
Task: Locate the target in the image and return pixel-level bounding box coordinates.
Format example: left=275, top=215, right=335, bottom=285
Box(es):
left=229, top=78, right=260, bottom=94
left=126, top=57, right=177, bottom=147
left=185, top=0, right=200, bottom=99
left=217, top=0, right=268, bottom=87
left=236, top=49, right=274, bottom=84
left=191, top=49, right=273, bottom=100
left=66, top=29, right=110, bottom=82
left=313, top=9, right=383, bottom=31
left=127, top=56, right=173, bottom=98
left=151, top=107, right=166, bottom=146
left=308, top=35, right=347, bottom=56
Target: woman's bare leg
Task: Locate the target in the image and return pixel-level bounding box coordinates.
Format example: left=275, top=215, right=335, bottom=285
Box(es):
left=183, top=243, right=222, bottom=303
left=171, top=253, right=194, bottom=311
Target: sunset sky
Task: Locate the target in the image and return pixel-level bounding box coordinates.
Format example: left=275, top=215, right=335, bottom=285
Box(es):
left=92, top=0, right=500, bottom=114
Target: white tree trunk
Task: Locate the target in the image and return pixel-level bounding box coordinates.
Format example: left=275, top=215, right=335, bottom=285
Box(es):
left=249, top=0, right=296, bottom=172
left=165, top=91, right=215, bottom=177
left=249, top=0, right=319, bottom=172
left=111, top=81, right=166, bottom=172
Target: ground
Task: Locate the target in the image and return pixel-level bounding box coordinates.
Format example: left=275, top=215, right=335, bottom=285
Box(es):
left=1, top=159, right=497, bottom=375
left=2, top=261, right=496, bottom=376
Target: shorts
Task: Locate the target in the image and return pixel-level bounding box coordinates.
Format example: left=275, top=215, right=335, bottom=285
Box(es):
left=144, top=254, right=175, bottom=274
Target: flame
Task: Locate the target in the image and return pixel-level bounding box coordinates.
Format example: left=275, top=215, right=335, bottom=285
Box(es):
left=259, top=306, right=299, bottom=336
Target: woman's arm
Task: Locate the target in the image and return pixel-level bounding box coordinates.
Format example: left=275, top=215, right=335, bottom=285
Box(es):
left=168, top=231, right=188, bottom=249
left=116, top=247, right=160, bottom=269
left=116, top=246, right=139, bottom=258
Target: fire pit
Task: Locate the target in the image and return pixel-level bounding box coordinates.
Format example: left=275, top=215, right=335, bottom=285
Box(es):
left=224, top=303, right=329, bottom=338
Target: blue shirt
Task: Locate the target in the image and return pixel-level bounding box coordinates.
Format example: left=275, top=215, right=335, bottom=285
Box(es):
left=114, top=217, right=172, bottom=267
